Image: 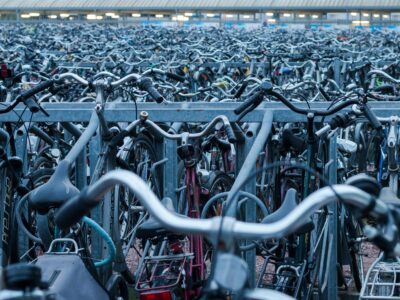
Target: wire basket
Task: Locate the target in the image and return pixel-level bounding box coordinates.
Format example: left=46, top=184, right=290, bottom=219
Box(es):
left=360, top=254, right=400, bottom=299
left=135, top=253, right=193, bottom=292
left=258, top=262, right=301, bottom=296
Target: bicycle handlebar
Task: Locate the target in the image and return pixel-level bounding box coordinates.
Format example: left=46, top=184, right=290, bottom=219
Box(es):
left=143, top=114, right=236, bottom=143
left=368, top=70, right=400, bottom=84
left=55, top=170, right=392, bottom=247
left=234, top=81, right=360, bottom=118
left=54, top=72, right=165, bottom=102
left=0, top=79, right=54, bottom=114
left=110, top=113, right=236, bottom=147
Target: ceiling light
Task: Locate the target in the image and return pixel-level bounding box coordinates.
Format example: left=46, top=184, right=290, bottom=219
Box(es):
left=383, top=14, right=389, bottom=19
left=298, top=14, right=305, bottom=18
left=352, top=20, right=370, bottom=25
left=96, top=15, right=103, bottom=20
left=266, top=12, right=274, bottom=17
left=373, top=14, right=380, bottom=18
left=267, top=18, right=276, bottom=23
left=206, top=13, right=215, bottom=17
left=283, top=13, right=291, bottom=17
left=351, top=12, right=358, bottom=16
left=132, top=13, right=141, bottom=17
left=60, top=13, right=70, bottom=18
left=87, top=14, right=97, bottom=20
left=105, top=12, right=115, bottom=17
left=312, top=15, right=318, bottom=19
left=29, top=12, right=40, bottom=17
left=48, top=15, right=57, bottom=19
left=21, top=14, right=31, bottom=18
left=176, top=15, right=189, bottom=21
left=184, top=12, right=193, bottom=17
left=226, top=14, right=234, bottom=18
left=155, top=14, right=163, bottom=18
left=243, top=15, right=250, bottom=19
left=111, top=15, right=119, bottom=19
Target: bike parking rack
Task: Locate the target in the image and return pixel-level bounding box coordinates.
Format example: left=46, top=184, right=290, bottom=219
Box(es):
left=2, top=101, right=398, bottom=300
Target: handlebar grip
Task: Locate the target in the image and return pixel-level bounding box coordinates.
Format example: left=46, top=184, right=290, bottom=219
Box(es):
left=318, top=86, right=331, bottom=102
left=139, top=78, right=164, bottom=103
left=234, top=81, right=249, bottom=98
left=362, top=103, right=382, bottom=131
left=234, top=91, right=262, bottom=115
left=166, top=72, right=186, bottom=83
left=20, top=80, right=54, bottom=101
left=23, top=97, right=40, bottom=113
left=224, top=124, right=237, bottom=143
left=54, top=188, right=97, bottom=230
left=329, top=112, right=354, bottom=130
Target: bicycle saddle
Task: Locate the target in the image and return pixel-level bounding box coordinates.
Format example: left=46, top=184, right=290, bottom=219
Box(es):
left=379, top=187, right=400, bottom=206
left=262, top=188, right=314, bottom=235
left=136, top=197, right=177, bottom=239
left=29, top=160, right=80, bottom=213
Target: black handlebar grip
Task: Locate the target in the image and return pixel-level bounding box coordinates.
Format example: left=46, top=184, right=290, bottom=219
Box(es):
left=362, top=103, right=382, bottom=131
left=139, top=78, right=164, bottom=103
left=22, top=97, right=40, bottom=113
left=20, top=80, right=54, bottom=101
left=224, top=124, right=237, bottom=143
left=329, top=112, right=353, bottom=130
left=318, top=86, right=331, bottom=102
left=166, top=72, right=186, bottom=83
left=234, top=81, right=249, bottom=98
left=54, top=188, right=97, bottom=230
left=234, top=91, right=262, bottom=115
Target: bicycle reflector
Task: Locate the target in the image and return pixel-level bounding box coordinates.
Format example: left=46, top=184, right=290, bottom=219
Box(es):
left=0, top=64, right=12, bottom=80
left=140, top=291, right=172, bottom=300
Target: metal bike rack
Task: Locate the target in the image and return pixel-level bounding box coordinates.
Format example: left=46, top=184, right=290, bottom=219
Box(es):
left=3, top=101, right=400, bottom=300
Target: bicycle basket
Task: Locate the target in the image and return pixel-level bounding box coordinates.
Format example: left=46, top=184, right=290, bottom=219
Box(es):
left=135, top=253, right=193, bottom=292
left=360, top=256, right=400, bottom=299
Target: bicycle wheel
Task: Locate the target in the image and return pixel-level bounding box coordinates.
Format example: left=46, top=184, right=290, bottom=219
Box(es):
left=340, top=207, right=364, bottom=291
left=201, top=172, right=233, bottom=273
left=14, top=168, right=54, bottom=262
left=115, top=134, right=160, bottom=274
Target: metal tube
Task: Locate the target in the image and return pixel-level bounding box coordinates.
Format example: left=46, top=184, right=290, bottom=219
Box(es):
left=29, top=125, right=54, bottom=147
left=0, top=128, right=9, bottom=146
left=64, top=112, right=98, bottom=164
left=61, top=122, right=82, bottom=138
left=225, top=111, right=273, bottom=217
left=74, top=170, right=377, bottom=244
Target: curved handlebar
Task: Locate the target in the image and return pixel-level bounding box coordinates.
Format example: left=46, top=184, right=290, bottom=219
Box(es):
left=55, top=170, right=388, bottom=244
